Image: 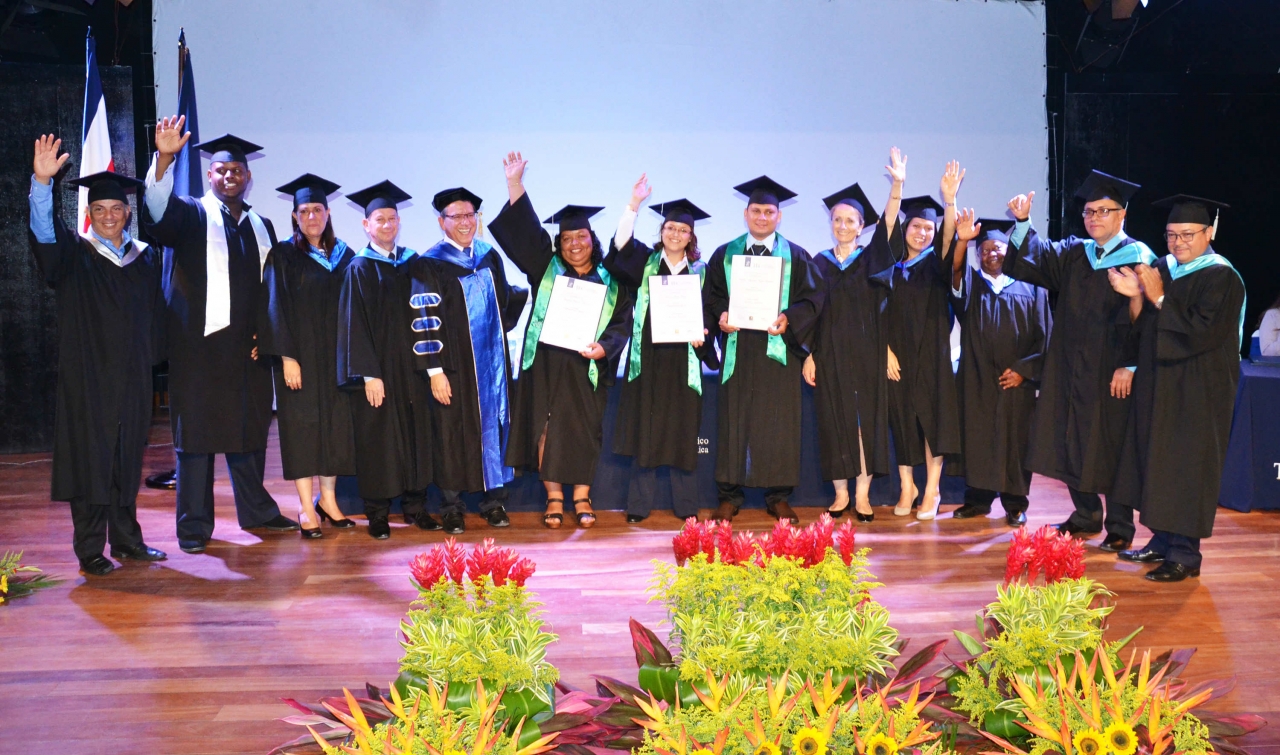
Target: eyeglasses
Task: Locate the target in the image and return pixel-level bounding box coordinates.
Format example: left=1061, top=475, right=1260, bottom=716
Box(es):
left=444, top=212, right=477, bottom=222
left=1081, top=207, right=1122, bottom=219
left=1164, top=228, right=1209, bottom=244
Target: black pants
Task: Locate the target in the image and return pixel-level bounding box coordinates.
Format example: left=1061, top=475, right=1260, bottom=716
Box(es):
left=364, top=489, right=428, bottom=521
left=1066, top=487, right=1134, bottom=541
left=71, top=498, right=143, bottom=562
left=439, top=486, right=507, bottom=516
left=717, top=482, right=792, bottom=509
left=1142, top=530, right=1202, bottom=569
left=963, top=487, right=1029, bottom=515
left=176, top=450, right=281, bottom=542
left=628, top=464, right=700, bottom=520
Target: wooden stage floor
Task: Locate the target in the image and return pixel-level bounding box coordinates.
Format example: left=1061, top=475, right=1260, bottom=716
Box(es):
left=1, top=419, right=1277, bottom=755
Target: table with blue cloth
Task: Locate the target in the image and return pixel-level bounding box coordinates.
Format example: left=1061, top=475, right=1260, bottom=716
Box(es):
left=1219, top=359, right=1280, bottom=512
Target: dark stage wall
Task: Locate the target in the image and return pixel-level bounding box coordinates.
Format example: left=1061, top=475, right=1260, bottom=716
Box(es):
left=0, top=63, right=136, bottom=454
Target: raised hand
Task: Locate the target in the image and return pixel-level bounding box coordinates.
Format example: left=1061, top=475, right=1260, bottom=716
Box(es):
left=503, top=151, right=527, bottom=185
left=956, top=208, right=981, bottom=243
left=629, top=173, right=652, bottom=211
left=33, top=134, right=70, bottom=183
left=886, top=147, right=907, bottom=185
left=940, top=160, right=964, bottom=203
left=1134, top=263, right=1164, bottom=305
left=155, top=115, right=191, bottom=156
left=1007, top=191, right=1035, bottom=222
left=1108, top=266, right=1141, bottom=298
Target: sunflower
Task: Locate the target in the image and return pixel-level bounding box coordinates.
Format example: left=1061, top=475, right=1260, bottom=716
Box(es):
left=1073, top=729, right=1107, bottom=755
left=863, top=732, right=900, bottom=755
left=691, top=750, right=715, bottom=755
left=1105, top=721, right=1138, bottom=755
left=754, top=743, right=782, bottom=755
left=792, top=726, right=830, bottom=755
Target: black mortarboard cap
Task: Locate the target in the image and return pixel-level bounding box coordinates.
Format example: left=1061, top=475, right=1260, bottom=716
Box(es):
left=194, top=133, right=262, bottom=165
left=649, top=198, right=710, bottom=227
left=67, top=170, right=144, bottom=204
left=432, top=187, right=483, bottom=213
left=347, top=180, right=412, bottom=217
left=543, top=204, right=604, bottom=232
left=1074, top=170, right=1140, bottom=205
left=901, top=195, right=945, bottom=225
left=822, top=182, right=879, bottom=225
left=975, top=218, right=1017, bottom=244
left=276, top=173, right=340, bottom=208
left=1151, top=194, right=1229, bottom=228
left=733, top=175, right=796, bottom=207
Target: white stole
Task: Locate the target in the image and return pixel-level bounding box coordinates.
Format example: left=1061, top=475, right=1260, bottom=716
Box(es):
left=200, top=192, right=271, bottom=336
left=80, top=231, right=148, bottom=268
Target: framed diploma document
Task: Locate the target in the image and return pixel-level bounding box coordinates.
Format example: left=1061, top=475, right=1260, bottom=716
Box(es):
left=538, top=275, right=608, bottom=352
left=647, top=274, right=704, bottom=343
left=726, top=255, right=783, bottom=331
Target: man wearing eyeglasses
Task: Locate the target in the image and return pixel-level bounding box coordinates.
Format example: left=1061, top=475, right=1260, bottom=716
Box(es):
left=409, top=187, right=528, bottom=534
left=1000, top=170, right=1155, bottom=553
left=1106, top=196, right=1245, bottom=582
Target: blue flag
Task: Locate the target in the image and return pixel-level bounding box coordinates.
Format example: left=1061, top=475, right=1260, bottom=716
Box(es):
left=173, top=29, right=202, bottom=198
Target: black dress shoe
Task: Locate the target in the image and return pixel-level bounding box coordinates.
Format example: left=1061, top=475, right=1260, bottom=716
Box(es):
left=442, top=511, right=466, bottom=535
left=414, top=511, right=443, bottom=531
left=1005, top=511, right=1028, bottom=527
left=368, top=518, right=391, bottom=540
left=178, top=539, right=207, bottom=554
left=1145, top=561, right=1199, bottom=582
left=1055, top=520, right=1102, bottom=537
left=951, top=505, right=992, bottom=520
left=1119, top=547, right=1164, bottom=563
left=110, top=544, right=168, bottom=561
left=484, top=506, right=511, bottom=528
left=79, top=555, right=115, bottom=576
left=316, top=506, right=356, bottom=529
left=144, top=469, right=177, bottom=490
left=626, top=513, right=647, bottom=524
left=300, top=526, right=323, bottom=540
left=256, top=515, right=300, bottom=532
left=1099, top=535, right=1132, bottom=553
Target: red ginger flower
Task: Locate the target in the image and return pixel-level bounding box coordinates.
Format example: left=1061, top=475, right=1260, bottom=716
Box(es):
left=1005, top=525, right=1086, bottom=584
left=508, top=557, right=536, bottom=587
left=411, top=539, right=537, bottom=591
left=833, top=520, right=857, bottom=566
left=409, top=549, right=447, bottom=589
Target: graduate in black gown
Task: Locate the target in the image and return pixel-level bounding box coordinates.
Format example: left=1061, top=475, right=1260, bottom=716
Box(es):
left=1001, top=172, right=1154, bottom=552
left=143, top=118, right=297, bottom=554
left=872, top=155, right=962, bottom=521
left=488, top=152, right=634, bottom=529
left=337, top=180, right=442, bottom=539
left=260, top=174, right=357, bottom=538
left=705, top=176, right=824, bottom=524
left=1109, top=196, right=1246, bottom=582
left=409, top=187, right=528, bottom=535
left=26, top=137, right=167, bottom=575
left=945, top=211, right=1051, bottom=527
left=803, top=174, right=898, bottom=522
left=606, top=176, right=714, bottom=522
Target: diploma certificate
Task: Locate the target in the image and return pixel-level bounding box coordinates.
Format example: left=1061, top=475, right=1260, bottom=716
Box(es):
left=726, top=255, right=783, bottom=331
left=647, top=274, right=704, bottom=343
left=538, top=275, right=608, bottom=352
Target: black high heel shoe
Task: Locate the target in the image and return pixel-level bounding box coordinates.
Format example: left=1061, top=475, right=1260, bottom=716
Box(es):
left=855, top=506, right=875, bottom=523
left=316, top=504, right=356, bottom=529
left=299, top=512, right=323, bottom=539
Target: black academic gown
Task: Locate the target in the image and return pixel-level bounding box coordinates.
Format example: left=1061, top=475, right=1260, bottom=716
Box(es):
left=1112, top=256, right=1244, bottom=539
left=1001, top=230, right=1140, bottom=494
left=409, top=241, right=527, bottom=493
left=809, top=223, right=896, bottom=481
left=30, top=219, right=164, bottom=509
left=873, top=241, right=962, bottom=466
left=947, top=247, right=1052, bottom=496
left=259, top=238, right=357, bottom=480
left=143, top=194, right=276, bottom=454
left=704, top=237, right=824, bottom=488
left=336, top=247, right=437, bottom=500
left=488, top=194, right=634, bottom=486
left=604, top=238, right=714, bottom=472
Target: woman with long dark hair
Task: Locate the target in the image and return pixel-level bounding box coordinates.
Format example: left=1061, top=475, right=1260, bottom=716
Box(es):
left=260, top=174, right=356, bottom=537
left=605, top=175, right=714, bottom=522
left=488, top=152, right=634, bottom=529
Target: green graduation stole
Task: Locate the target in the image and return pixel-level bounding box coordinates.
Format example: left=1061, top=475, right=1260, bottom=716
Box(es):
left=627, top=253, right=707, bottom=395
left=1167, top=251, right=1248, bottom=349
left=522, top=255, right=619, bottom=390
left=721, top=234, right=792, bottom=384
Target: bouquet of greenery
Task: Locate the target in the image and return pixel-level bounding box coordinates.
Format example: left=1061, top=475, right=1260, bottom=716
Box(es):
left=0, top=551, right=59, bottom=605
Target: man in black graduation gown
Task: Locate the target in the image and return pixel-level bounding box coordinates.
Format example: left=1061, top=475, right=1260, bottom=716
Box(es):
left=337, top=181, right=441, bottom=539
left=143, top=117, right=297, bottom=554
left=409, top=187, right=527, bottom=534
left=946, top=214, right=1051, bottom=526
left=705, top=176, right=824, bottom=524
left=1109, top=196, right=1246, bottom=582
left=1001, top=171, right=1154, bottom=552
left=27, top=136, right=167, bottom=575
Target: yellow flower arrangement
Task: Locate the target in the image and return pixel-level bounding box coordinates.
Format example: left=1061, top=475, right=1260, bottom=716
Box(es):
left=753, top=743, right=782, bottom=755
left=863, top=732, right=900, bottom=755
left=791, top=725, right=829, bottom=755
left=1072, top=728, right=1106, bottom=755
left=1104, top=721, right=1138, bottom=755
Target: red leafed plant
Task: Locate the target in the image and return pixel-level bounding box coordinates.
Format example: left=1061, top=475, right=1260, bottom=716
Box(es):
left=671, top=513, right=858, bottom=568
left=1004, top=524, right=1086, bottom=585
left=409, top=537, right=536, bottom=591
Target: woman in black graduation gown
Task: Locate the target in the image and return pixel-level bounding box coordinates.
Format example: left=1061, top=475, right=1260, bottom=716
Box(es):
left=488, top=152, right=634, bottom=529
left=260, top=174, right=356, bottom=537
left=605, top=175, right=714, bottom=522
left=874, top=156, right=962, bottom=520
left=803, top=168, right=901, bottom=522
